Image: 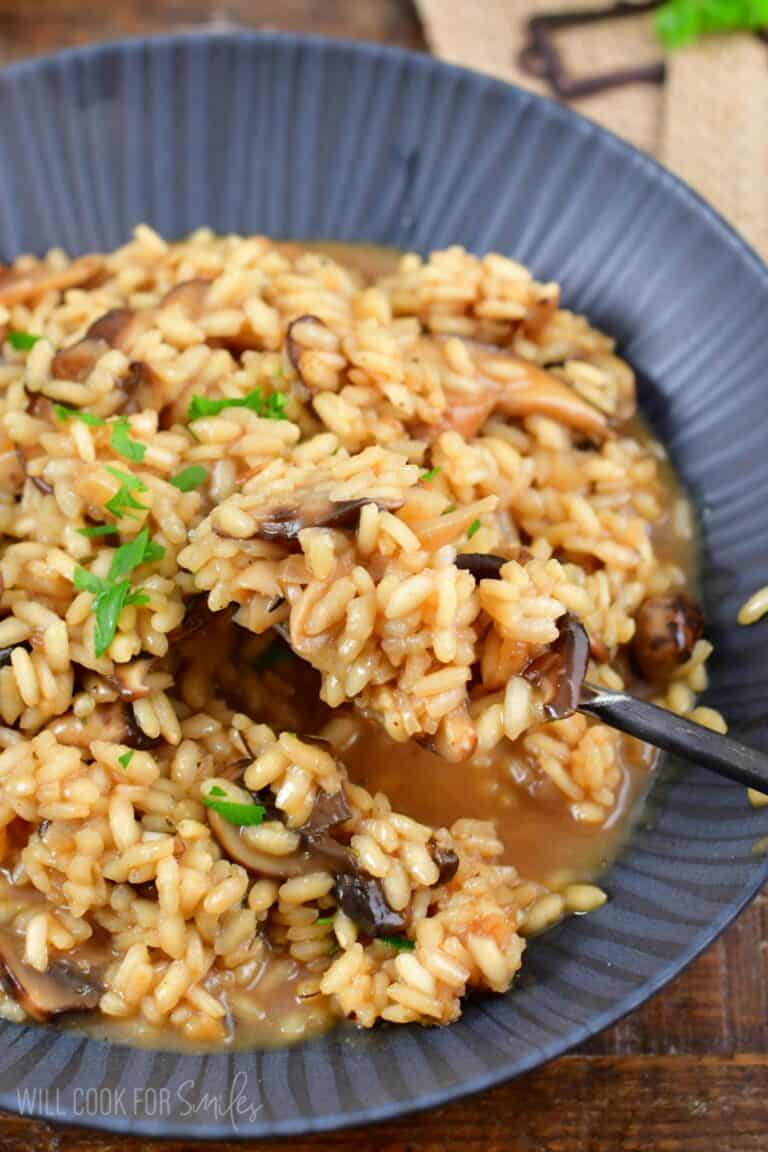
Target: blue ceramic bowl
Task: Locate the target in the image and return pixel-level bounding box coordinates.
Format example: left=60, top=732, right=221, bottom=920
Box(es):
left=0, top=31, right=766, bottom=1140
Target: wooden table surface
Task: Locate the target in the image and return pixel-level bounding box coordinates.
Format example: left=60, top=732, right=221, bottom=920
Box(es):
left=0, top=2, right=765, bottom=1149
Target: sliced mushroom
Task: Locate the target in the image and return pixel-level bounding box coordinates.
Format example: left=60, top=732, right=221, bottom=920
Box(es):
left=632, top=594, right=704, bottom=682
left=51, top=307, right=150, bottom=399
left=0, top=642, right=26, bottom=668
left=207, top=782, right=352, bottom=879
left=428, top=704, right=477, bottom=764
left=252, top=496, right=403, bottom=544
left=101, top=658, right=155, bottom=701
left=455, top=553, right=506, bottom=581
left=333, top=873, right=406, bottom=936
left=0, top=930, right=101, bottom=1022
left=285, top=314, right=329, bottom=387
left=168, top=594, right=217, bottom=644
left=0, top=442, right=26, bottom=495
left=160, top=278, right=213, bottom=315
left=49, top=703, right=161, bottom=750
left=429, top=839, right=459, bottom=885
left=492, top=358, right=610, bottom=439
left=524, top=612, right=590, bottom=721
left=0, top=255, right=103, bottom=308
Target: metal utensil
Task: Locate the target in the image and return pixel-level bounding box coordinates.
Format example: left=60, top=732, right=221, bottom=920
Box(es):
left=579, top=682, right=768, bottom=794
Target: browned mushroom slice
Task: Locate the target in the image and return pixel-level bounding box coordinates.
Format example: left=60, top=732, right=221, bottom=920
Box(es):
left=428, top=704, right=477, bottom=764
left=253, top=496, right=403, bottom=544
left=455, top=553, right=506, bottom=581
left=49, top=703, right=161, bottom=750
left=285, top=314, right=328, bottom=386
left=429, top=839, right=459, bottom=885
left=491, top=358, right=610, bottom=439
left=160, top=278, right=213, bottom=315
left=632, top=594, right=704, bottom=682
left=0, top=255, right=103, bottom=308
left=51, top=307, right=140, bottom=382
left=524, top=613, right=590, bottom=720
left=0, top=931, right=101, bottom=1022
left=0, top=441, right=26, bottom=495
left=333, top=873, right=406, bottom=936
left=100, top=658, right=154, bottom=701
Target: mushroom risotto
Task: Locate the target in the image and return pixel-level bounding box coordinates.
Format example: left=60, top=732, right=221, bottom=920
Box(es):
left=0, top=229, right=716, bottom=1049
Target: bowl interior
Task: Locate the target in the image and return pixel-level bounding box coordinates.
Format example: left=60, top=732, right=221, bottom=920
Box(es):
left=0, top=32, right=766, bottom=1139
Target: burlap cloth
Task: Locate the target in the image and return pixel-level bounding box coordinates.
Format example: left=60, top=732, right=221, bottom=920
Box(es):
left=416, top=1, right=768, bottom=258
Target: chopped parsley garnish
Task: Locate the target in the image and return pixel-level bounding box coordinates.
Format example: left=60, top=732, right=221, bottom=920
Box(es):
left=77, top=524, right=119, bottom=538
left=104, top=465, right=148, bottom=520
left=201, top=792, right=266, bottom=826
left=8, top=330, right=40, bottom=351
left=656, top=0, right=768, bottom=46
left=315, top=915, right=335, bottom=926
left=72, top=527, right=163, bottom=656
left=108, top=528, right=165, bottom=581
left=420, top=466, right=442, bottom=482
left=187, top=388, right=287, bottom=422
left=467, top=519, right=481, bottom=539
left=209, top=785, right=226, bottom=797
left=169, top=464, right=208, bottom=492
left=110, top=417, right=146, bottom=463
left=378, top=936, right=415, bottom=951
left=118, top=751, right=134, bottom=769
left=442, top=503, right=456, bottom=515
left=54, top=404, right=105, bottom=427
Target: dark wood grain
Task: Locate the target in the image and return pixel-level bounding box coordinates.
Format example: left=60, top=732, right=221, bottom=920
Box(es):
left=0, top=3, right=765, bottom=1150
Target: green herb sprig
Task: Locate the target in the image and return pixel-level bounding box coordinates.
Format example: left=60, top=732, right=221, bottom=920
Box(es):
left=467, top=519, right=481, bottom=539
left=187, top=388, right=287, bottom=422
left=169, top=464, right=208, bottom=492
left=54, top=404, right=105, bottom=427
left=201, top=790, right=266, bottom=826
left=655, top=0, right=768, bottom=46
left=420, top=466, right=442, bottom=482
left=8, top=330, right=41, bottom=351
left=110, top=418, right=146, bottom=463
left=104, top=466, right=148, bottom=521
left=378, top=936, right=415, bottom=951
left=73, top=527, right=164, bottom=656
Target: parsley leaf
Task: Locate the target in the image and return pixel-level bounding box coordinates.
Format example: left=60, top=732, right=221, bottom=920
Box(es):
left=378, top=936, right=415, bottom=951
left=54, top=404, right=105, bottom=427
left=8, top=330, right=40, bottom=351
left=111, top=418, right=146, bottom=463
left=655, top=0, right=768, bottom=46
left=72, top=572, right=131, bottom=657
left=201, top=793, right=266, bottom=826
left=315, top=916, right=335, bottom=926
left=467, top=519, right=481, bottom=539
left=72, top=528, right=161, bottom=656
left=104, top=466, right=148, bottom=520
left=442, top=503, right=456, bottom=515
left=169, top=464, right=208, bottom=492
left=187, top=388, right=287, bottom=422
left=420, top=466, right=442, bottom=482
left=209, top=785, right=227, bottom=797
left=105, top=466, right=147, bottom=492
left=118, top=751, right=134, bottom=769
left=108, top=527, right=164, bottom=582
left=77, top=524, right=119, bottom=538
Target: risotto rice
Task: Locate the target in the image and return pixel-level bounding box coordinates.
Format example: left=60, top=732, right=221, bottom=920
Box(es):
left=0, top=229, right=713, bottom=1047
